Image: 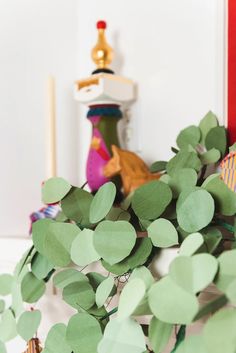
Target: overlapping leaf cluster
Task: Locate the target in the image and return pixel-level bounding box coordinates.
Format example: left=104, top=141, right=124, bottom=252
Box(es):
left=1, top=111, right=236, bottom=353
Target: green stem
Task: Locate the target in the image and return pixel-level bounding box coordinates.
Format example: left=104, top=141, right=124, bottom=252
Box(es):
left=101, top=307, right=118, bottom=321
left=214, top=219, right=235, bottom=234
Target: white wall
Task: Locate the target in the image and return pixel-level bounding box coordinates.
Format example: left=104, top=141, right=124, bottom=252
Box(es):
left=0, top=0, right=78, bottom=236
left=0, top=0, right=226, bottom=233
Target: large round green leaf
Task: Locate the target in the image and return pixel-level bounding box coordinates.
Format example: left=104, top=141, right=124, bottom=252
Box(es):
left=63, top=281, right=95, bottom=310
left=21, top=272, right=46, bottom=303
left=0, top=274, right=13, bottom=296
left=53, top=268, right=88, bottom=289
left=148, top=218, right=178, bottom=248
left=149, top=317, right=173, bottom=353
left=169, top=254, right=218, bottom=294
left=203, top=308, right=236, bottom=353
left=129, top=266, right=154, bottom=290
left=177, top=189, right=214, bottom=232
left=42, top=177, right=71, bottom=204
left=176, top=125, right=201, bottom=149
left=132, top=181, right=172, bottom=220
left=71, top=229, right=100, bottom=266
left=205, top=126, right=227, bottom=156
left=31, top=253, right=54, bottom=280
left=101, top=259, right=130, bottom=276
left=199, top=111, right=218, bottom=144
left=179, top=233, right=204, bottom=256
left=127, top=238, right=153, bottom=269
left=215, top=250, right=236, bottom=292
left=94, top=221, right=136, bottom=265
left=17, top=310, right=41, bottom=341
left=61, top=187, right=93, bottom=226
left=203, top=174, right=236, bottom=216
left=89, top=182, right=116, bottom=223
left=0, top=310, right=17, bottom=342
left=168, top=168, right=198, bottom=198
left=97, top=317, right=146, bottom=353
left=117, top=279, right=146, bottom=319
left=95, top=276, right=114, bottom=308
left=148, top=276, right=199, bottom=324
left=44, top=323, right=71, bottom=353
left=40, top=222, right=80, bottom=267
left=66, top=313, right=102, bottom=353
left=32, top=219, right=54, bottom=255
left=167, top=152, right=202, bottom=177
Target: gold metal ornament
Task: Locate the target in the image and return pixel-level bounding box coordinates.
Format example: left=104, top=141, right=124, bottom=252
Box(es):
left=91, top=20, right=114, bottom=70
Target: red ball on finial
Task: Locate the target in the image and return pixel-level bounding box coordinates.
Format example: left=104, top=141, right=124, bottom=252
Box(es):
left=97, top=20, right=107, bottom=29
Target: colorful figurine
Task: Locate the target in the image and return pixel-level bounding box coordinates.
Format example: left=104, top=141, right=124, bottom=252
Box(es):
left=74, top=20, right=135, bottom=192
left=220, top=151, right=236, bottom=192
left=104, top=145, right=161, bottom=195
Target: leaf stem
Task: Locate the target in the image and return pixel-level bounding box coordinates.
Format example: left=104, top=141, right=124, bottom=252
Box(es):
left=101, top=307, right=118, bottom=320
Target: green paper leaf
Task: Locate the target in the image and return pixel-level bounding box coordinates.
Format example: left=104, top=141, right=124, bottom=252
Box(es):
left=94, top=221, right=136, bottom=265
left=71, top=229, right=100, bottom=266
left=149, top=317, right=173, bottom=353
left=21, top=272, right=46, bottom=303
left=129, top=266, right=154, bottom=289
left=90, top=182, right=116, bottom=223
left=117, top=279, right=146, bottom=319
left=63, top=281, right=95, bottom=310
left=150, top=161, right=167, bottom=173
left=0, top=309, right=17, bottom=342
left=169, top=254, right=218, bottom=294
left=96, top=277, right=114, bottom=308
left=132, top=181, right=172, bottom=220
left=0, top=300, right=5, bottom=314
left=175, top=334, right=207, bottom=353
left=97, top=317, right=146, bottom=353
left=17, top=310, right=41, bottom=341
left=200, top=148, right=221, bottom=165
left=53, top=269, right=88, bottom=289
left=32, top=219, right=53, bottom=255
left=203, top=308, right=236, bottom=353
left=168, top=168, right=198, bottom=198
left=37, top=221, right=80, bottom=267
left=167, top=152, right=202, bottom=177
left=148, top=218, right=178, bottom=248
left=0, top=341, right=6, bottom=353
left=203, top=174, right=236, bottom=216
left=42, top=177, right=71, bottom=204
left=215, top=249, right=236, bottom=292
left=205, top=126, right=227, bottom=156
left=225, top=278, right=236, bottom=304
left=101, top=259, right=130, bottom=276
left=148, top=276, right=199, bottom=324
left=66, top=313, right=102, bottom=353
left=44, top=323, right=71, bottom=353
left=11, top=280, right=24, bottom=317
left=61, top=187, right=93, bottom=227
left=86, top=272, right=106, bottom=291
left=31, top=253, right=54, bottom=280
left=179, top=233, right=204, bottom=256
left=0, top=274, right=13, bottom=296
left=199, top=111, right=218, bottom=145
left=105, top=207, right=131, bottom=222
left=201, top=227, right=222, bottom=254
left=176, top=125, right=201, bottom=149
left=127, top=238, right=153, bottom=269
left=177, top=189, right=214, bottom=232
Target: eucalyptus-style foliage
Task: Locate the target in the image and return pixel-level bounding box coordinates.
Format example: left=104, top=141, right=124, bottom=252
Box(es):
left=1, top=112, right=236, bottom=353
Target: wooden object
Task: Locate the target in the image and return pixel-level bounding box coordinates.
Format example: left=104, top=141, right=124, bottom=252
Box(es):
left=22, top=338, right=42, bottom=353
left=103, top=145, right=161, bottom=195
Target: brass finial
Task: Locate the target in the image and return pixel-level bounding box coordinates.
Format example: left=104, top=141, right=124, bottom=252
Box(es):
left=91, top=20, right=114, bottom=72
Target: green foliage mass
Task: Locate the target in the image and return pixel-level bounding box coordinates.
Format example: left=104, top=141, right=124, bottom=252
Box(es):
left=1, top=112, right=236, bottom=353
